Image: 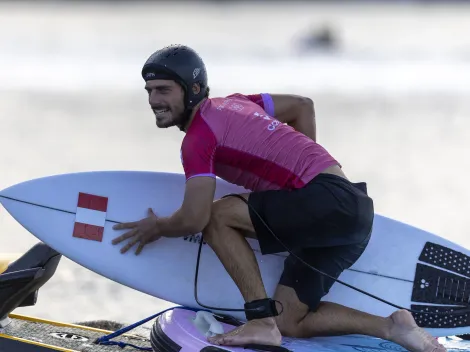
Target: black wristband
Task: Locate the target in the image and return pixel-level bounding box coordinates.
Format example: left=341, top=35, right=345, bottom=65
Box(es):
left=244, top=298, right=279, bottom=321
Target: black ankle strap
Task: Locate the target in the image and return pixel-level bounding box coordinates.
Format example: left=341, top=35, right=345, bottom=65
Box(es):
left=244, top=298, right=279, bottom=321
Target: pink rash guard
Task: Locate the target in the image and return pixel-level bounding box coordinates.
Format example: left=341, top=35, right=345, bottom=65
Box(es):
left=180, top=93, right=340, bottom=192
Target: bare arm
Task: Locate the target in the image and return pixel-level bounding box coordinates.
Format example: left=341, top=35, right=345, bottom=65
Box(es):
left=157, top=176, right=216, bottom=237
left=269, top=94, right=316, bottom=142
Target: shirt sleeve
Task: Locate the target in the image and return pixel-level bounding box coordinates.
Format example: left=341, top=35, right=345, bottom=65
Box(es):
left=227, top=93, right=275, bottom=117
left=180, top=118, right=217, bottom=181
left=243, top=93, right=275, bottom=117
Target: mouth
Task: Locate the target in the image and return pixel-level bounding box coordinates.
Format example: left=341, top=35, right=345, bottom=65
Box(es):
left=153, top=108, right=170, bottom=117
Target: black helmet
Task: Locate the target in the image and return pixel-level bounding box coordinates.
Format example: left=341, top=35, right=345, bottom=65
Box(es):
left=141, top=44, right=208, bottom=111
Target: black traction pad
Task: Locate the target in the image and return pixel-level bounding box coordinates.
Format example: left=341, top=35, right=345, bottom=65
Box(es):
left=412, top=263, right=470, bottom=305
left=419, top=242, right=470, bottom=278
left=410, top=304, right=470, bottom=328
left=412, top=242, right=470, bottom=329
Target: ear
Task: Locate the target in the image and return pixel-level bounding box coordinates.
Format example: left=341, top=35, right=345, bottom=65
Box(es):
left=192, top=83, right=201, bottom=95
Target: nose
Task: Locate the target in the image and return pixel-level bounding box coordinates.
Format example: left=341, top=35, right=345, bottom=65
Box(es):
left=149, top=90, right=163, bottom=107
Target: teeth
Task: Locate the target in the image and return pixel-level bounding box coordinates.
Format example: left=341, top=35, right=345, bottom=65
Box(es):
left=155, top=109, right=169, bottom=115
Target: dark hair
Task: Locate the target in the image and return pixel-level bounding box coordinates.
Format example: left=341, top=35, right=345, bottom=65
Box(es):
left=204, top=86, right=210, bottom=98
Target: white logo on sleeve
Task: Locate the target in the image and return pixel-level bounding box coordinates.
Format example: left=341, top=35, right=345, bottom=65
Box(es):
left=253, top=112, right=280, bottom=131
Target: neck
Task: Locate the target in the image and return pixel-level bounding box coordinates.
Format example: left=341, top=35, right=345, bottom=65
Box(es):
left=180, top=98, right=207, bottom=132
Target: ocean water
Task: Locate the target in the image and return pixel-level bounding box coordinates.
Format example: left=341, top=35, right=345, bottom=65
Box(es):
left=0, top=1, right=469, bottom=324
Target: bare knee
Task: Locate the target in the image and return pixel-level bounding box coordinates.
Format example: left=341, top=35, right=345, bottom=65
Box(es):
left=273, top=285, right=310, bottom=338
left=276, top=309, right=311, bottom=338
left=202, top=195, right=255, bottom=243
left=202, top=208, right=225, bottom=243
left=276, top=318, right=305, bottom=338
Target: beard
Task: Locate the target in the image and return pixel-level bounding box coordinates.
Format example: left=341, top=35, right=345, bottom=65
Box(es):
left=154, top=109, right=187, bottom=129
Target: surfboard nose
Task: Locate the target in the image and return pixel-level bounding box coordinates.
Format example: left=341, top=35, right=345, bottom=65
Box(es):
left=0, top=177, right=32, bottom=199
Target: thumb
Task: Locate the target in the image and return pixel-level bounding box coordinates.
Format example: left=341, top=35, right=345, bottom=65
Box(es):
left=148, top=207, right=156, bottom=216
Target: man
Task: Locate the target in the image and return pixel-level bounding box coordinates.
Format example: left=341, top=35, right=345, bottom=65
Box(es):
left=112, top=44, right=445, bottom=352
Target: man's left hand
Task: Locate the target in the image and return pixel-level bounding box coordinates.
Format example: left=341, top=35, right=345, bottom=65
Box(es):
left=112, top=208, right=161, bottom=255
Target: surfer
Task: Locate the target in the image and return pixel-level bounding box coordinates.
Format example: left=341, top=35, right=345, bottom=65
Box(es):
left=111, top=44, right=446, bottom=352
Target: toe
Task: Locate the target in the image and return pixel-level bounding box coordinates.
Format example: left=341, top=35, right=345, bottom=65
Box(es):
left=429, top=337, right=444, bottom=347
left=429, top=340, right=446, bottom=352
left=207, top=336, right=221, bottom=345
left=218, top=336, right=235, bottom=345
left=208, top=333, right=237, bottom=346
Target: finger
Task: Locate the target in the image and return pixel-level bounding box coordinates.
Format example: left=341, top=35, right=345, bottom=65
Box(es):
left=135, top=241, right=146, bottom=256
left=120, top=236, right=141, bottom=254
left=113, top=221, right=138, bottom=230
left=112, top=229, right=138, bottom=245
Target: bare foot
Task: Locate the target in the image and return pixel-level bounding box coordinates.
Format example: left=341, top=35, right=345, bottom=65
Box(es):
left=387, top=310, right=447, bottom=352
left=207, top=317, right=282, bottom=346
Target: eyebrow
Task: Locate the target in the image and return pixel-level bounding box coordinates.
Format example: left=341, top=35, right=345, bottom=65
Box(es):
left=145, top=84, right=172, bottom=91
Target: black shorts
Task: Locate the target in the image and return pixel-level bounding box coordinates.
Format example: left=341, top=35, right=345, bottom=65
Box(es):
left=247, top=173, right=374, bottom=311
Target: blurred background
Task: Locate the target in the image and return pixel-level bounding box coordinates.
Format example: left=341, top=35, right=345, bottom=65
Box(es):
left=0, top=0, right=469, bottom=325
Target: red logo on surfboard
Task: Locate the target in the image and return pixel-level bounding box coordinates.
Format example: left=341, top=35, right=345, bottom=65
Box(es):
left=73, top=192, right=108, bottom=242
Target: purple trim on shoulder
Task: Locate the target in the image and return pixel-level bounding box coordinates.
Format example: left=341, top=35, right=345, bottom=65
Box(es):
left=261, top=93, right=275, bottom=117
left=187, top=173, right=216, bottom=181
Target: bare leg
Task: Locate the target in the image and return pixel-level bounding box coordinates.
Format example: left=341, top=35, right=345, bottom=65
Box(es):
left=202, top=195, right=281, bottom=346
left=203, top=211, right=266, bottom=302
left=274, top=285, right=446, bottom=352
left=202, top=195, right=446, bottom=352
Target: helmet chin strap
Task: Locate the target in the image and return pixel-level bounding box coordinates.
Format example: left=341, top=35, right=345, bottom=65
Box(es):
left=177, top=88, right=200, bottom=132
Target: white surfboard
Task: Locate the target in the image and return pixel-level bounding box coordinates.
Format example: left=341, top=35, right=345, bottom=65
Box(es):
left=1, top=170, right=470, bottom=338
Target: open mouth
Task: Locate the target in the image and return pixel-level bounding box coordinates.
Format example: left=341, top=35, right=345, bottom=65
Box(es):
left=154, top=108, right=170, bottom=116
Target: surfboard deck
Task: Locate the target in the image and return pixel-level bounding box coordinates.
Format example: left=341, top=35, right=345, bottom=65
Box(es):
left=1, top=171, right=470, bottom=337
left=0, top=314, right=152, bottom=352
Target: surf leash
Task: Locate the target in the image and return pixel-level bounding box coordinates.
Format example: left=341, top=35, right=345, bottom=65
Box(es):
left=193, top=193, right=470, bottom=317
left=94, top=306, right=205, bottom=350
